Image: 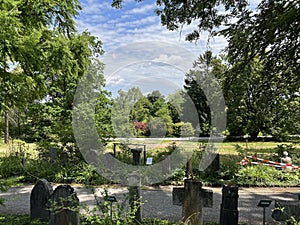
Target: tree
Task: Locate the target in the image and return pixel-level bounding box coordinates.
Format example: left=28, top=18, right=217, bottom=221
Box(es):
left=112, top=87, right=144, bottom=138
left=224, top=58, right=279, bottom=138
left=130, top=96, right=151, bottom=123
left=213, top=54, right=299, bottom=139
left=223, top=0, right=299, bottom=81
left=183, top=51, right=216, bottom=136
left=167, top=89, right=185, bottom=124
left=0, top=0, right=104, bottom=150
left=147, top=91, right=173, bottom=136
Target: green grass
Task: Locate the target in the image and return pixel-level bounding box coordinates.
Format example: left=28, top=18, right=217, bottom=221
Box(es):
left=0, top=139, right=37, bottom=158
left=220, top=141, right=300, bottom=154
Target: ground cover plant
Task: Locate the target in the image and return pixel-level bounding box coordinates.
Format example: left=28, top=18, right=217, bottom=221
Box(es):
left=0, top=215, right=249, bottom=225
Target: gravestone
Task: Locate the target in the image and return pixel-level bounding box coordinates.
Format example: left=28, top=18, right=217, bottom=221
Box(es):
left=173, top=179, right=213, bottom=225
left=220, top=185, right=239, bottom=225
left=49, top=185, right=80, bottom=225
left=60, top=151, right=69, bottom=167
left=49, top=148, right=57, bottom=164
left=131, top=148, right=143, bottom=165
left=30, top=179, right=53, bottom=221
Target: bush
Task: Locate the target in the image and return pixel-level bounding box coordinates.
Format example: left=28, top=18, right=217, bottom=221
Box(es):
left=173, top=122, right=194, bottom=137
left=235, top=165, right=300, bottom=186
left=0, top=155, right=24, bottom=178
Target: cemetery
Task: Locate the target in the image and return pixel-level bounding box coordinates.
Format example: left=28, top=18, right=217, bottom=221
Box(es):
left=0, top=139, right=300, bottom=225
left=0, top=0, right=299, bottom=224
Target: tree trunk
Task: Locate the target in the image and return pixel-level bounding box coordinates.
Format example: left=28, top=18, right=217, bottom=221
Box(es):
left=4, top=110, right=9, bottom=144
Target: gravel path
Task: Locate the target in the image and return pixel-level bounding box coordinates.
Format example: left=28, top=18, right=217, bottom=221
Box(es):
left=0, top=184, right=299, bottom=224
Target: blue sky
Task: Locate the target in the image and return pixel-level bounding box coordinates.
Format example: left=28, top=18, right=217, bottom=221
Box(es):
left=76, top=0, right=259, bottom=97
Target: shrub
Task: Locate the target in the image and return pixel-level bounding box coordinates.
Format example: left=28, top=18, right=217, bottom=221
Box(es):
left=235, top=165, right=300, bottom=186
left=173, top=122, right=194, bottom=137
left=0, top=155, right=24, bottom=178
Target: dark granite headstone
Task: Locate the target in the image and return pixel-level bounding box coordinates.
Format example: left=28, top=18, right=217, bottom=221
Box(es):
left=220, top=185, right=239, bottom=225
left=30, top=179, right=53, bottom=221
left=131, top=148, right=143, bottom=165
left=49, top=185, right=80, bottom=225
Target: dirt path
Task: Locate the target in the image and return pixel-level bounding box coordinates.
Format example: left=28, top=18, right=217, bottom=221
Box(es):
left=0, top=184, right=299, bottom=224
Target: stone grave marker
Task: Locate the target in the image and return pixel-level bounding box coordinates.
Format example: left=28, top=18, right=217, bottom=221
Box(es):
left=30, top=179, right=53, bottom=221
left=49, top=148, right=57, bottom=164
left=131, top=148, right=143, bottom=165
left=220, top=185, right=239, bottom=225
left=60, top=151, right=69, bottom=167
left=173, top=179, right=213, bottom=225
left=49, top=185, right=80, bottom=225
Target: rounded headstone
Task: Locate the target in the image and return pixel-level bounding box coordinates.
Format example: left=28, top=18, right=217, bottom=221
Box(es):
left=30, top=179, right=53, bottom=221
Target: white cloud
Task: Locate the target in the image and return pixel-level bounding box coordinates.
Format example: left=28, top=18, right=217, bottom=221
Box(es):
left=126, top=4, right=156, bottom=15
left=77, top=0, right=230, bottom=98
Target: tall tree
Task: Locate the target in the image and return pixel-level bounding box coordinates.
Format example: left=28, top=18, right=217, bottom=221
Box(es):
left=0, top=0, right=104, bottom=148
left=183, top=51, right=216, bottom=136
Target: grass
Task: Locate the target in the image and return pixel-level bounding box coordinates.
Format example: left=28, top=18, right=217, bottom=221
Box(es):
left=107, top=139, right=300, bottom=156
left=0, top=139, right=37, bottom=158
left=1, top=137, right=298, bottom=160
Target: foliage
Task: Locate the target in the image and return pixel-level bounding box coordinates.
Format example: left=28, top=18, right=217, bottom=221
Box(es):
left=274, top=144, right=300, bottom=165
left=235, top=165, right=300, bottom=187
left=114, top=88, right=177, bottom=137
left=183, top=52, right=214, bottom=136
left=223, top=0, right=299, bottom=81
left=81, top=187, right=140, bottom=225
left=0, top=214, right=183, bottom=225
left=173, top=122, right=194, bottom=137
left=0, top=0, right=112, bottom=160
left=0, top=152, right=109, bottom=185
left=112, top=88, right=143, bottom=138
left=0, top=215, right=47, bottom=225
left=133, top=121, right=148, bottom=137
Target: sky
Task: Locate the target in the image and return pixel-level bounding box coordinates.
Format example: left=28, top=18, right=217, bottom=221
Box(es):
left=76, top=0, right=259, bottom=97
